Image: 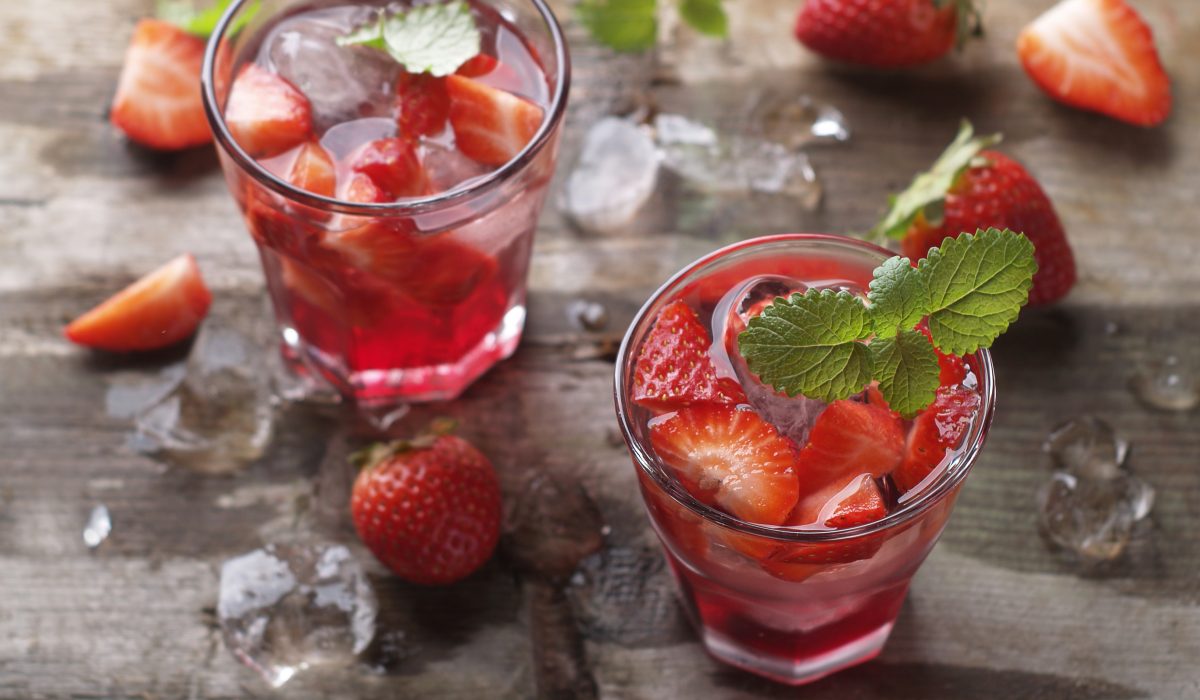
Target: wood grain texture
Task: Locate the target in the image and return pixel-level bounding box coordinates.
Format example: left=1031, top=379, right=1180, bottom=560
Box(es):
left=1, top=0, right=1199, bottom=698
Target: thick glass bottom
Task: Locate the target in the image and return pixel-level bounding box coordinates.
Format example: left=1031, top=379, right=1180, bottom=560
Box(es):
left=702, top=619, right=892, bottom=686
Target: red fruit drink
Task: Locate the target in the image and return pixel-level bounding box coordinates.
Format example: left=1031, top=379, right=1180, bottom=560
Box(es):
left=614, top=235, right=995, bottom=685
left=202, top=0, right=567, bottom=405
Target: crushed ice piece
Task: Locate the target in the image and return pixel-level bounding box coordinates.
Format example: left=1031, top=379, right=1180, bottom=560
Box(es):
left=1042, top=415, right=1129, bottom=482
left=653, top=114, right=821, bottom=208
left=83, top=505, right=112, bottom=549
left=1037, top=471, right=1155, bottom=567
left=135, top=321, right=275, bottom=474
left=1130, top=354, right=1199, bottom=412
left=261, top=7, right=399, bottom=131
left=749, top=93, right=851, bottom=147
left=567, top=299, right=609, bottom=331
left=505, top=475, right=606, bottom=582
left=218, top=542, right=377, bottom=687
left=560, top=117, right=660, bottom=233
left=421, top=140, right=491, bottom=193
left=742, top=380, right=827, bottom=447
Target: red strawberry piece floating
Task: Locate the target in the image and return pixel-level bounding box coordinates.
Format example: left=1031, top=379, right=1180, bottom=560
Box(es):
left=649, top=405, right=800, bottom=526
left=794, top=0, right=981, bottom=69
left=456, top=54, right=499, bottom=78
left=348, top=137, right=430, bottom=199
left=395, top=71, right=451, bottom=140
left=224, top=63, right=313, bottom=158
left=916, top=325, right=967, bottom=387
left=446, top=74, right=544, bottom=166
left=632, top=300, right=748, bottom=412
left=1017, top=0, right=1171, bottom=127
left=110, top=19, right=211, bottom=151
left=894, top=386, right=981, bottom=493
left=794, top=399, right=905, bottom=490
left=65, top=254, right=212, bottom=352
left=286, top=140, right=337, bottom=198
left=350, top=429, right=502, bottom=586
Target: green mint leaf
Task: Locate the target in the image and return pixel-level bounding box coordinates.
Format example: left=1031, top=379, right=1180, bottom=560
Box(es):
left=869, top=329, right=941, bottom=419
left=867, top=256, right=928, bottom=338
left=157, top=0, right=259, bottom=37
left=869, top=120, right=1001, bottom=242
left=738, top=290, right=874, bottom=402
left=577, top=0, right=658, bottom=52
left=920, top=228, right=1037, bottom=355
left=339, top=1, right=481, bottom=76
left=679, top=0, right=728, bottom=37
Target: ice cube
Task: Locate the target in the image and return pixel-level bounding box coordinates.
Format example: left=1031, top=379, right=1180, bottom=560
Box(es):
left=218, top=542, right=378, bottom=687
left=1129, top=354, right=1199, bottom=412
left=83, top=504, right=112, bottom=549
left=741, top=379, right=827, bottom=447
left=135, top=320, right=275, bottom=474
left=504, top=475, right=606, bottom=583
left=420, top=140, right=492, bottom=194
left=1037, top=471, right=1155, bottom=567
left=1042, top=415, right=1129, bottom=482
left=566, top=299, right=609, bottom=331
left=749, top=93, right=851, bottom=147
left=261, top=7, right=399, bottom=132
left=560, top=117, right=660, bottom=233
left=653, top=113, right=822, bottom=209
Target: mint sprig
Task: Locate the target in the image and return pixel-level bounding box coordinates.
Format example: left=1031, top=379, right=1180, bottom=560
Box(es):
left=157, top=0, right=260, bottom=37
left=579, top=0, right=728, bottom=52
left=337, top=1, right=481, bottom=77
left=739, top=228, right=1037, bottom=418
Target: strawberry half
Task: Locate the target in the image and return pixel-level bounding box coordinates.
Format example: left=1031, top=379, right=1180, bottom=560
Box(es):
left=649, top=405, right=799, bottom=526
left=348, top=138, right=429, bottom=199
left=446, top=75, right=544, bottom=166
left=894, top=386, right=981, bottom=493
left=65, top=254, right=212, bottom=352
left=395, top=71, right=451, bottom=139
left=1017, top=0, right=1171, bottom=127
left=794, top=0, right=981, bottom=69
left=110, top=19, right=211, bottom=151
left=224, top=64, right=313, bottom=158
left=794, top=400, right=905, bottom=491
left=287, top=140, right=337, bottom=198
left=632, top=300, right=748, bottom=412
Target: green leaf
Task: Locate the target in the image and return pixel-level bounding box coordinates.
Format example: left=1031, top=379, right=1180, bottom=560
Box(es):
left=679, top=0, right=728, bottom=37
left=738, top=290, right=874, bottom=402
left=339, top=1, right=481, bottom=76
left=920, top=228, right=1038, bottom=355
left=157, top=0, right=259, bottom=38
left=869, top=330, right=941, bottom=419
left=869, top=120, right=1001, bottom=242
left=577, top=0, right=658, bottom=52
left=867, top=256, right=928, bottom=338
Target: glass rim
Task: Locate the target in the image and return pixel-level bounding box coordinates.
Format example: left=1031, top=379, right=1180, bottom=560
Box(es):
left=613, top=233, right=997, bottom=544
left=200, top=0, right=571, bottom=216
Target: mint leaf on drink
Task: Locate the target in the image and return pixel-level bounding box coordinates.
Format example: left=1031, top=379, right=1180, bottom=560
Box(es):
left=869, top=330, right=941, bottom=418
left=920, top=228, right=1038, bottom=355
left=867, top=256, right=927, bottom=338
left=739, top=290, right=874, bottom=403
left=338, top=1, right=481, bottom=77
left=578, top=0, right=659, bottom=52
left=157, top=0, right=260, bottom=37
left=679, top=0, right=729, bottom=37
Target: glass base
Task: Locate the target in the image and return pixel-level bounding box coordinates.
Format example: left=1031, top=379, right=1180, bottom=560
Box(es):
left=279, top=305, right=525, bottom=407
left=700, top=619, right=892, bottom=686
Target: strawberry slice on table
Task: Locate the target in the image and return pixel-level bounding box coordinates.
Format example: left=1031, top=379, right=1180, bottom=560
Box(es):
left=110, top=19, right=211, bottom=151
left=348, top=138, right=430, bottom=199
left=286, top=140, right=337, bottom=198
left=1017, top=0, right=1171, bottom=127
left=632, top=300, right=748, bottom=412
left=649, top=405, right=800, bottom=526
left=872, top=122, right=1076, bottom=307
left=395, top=71, right=451, bottom=139
left=794, top=0, right=981, bottom=69
left=794, top=400, right=905, bottom=489
left=446, top=74, right=544, bottom=166
left=224, top=64, right=313, bottom=158
left=65, top=254, right=212, bottom=352
left=894, top=386, right=982, bottom=493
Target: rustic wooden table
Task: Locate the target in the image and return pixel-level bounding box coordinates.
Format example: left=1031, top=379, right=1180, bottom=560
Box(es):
left=2, top=0, right=1198, bottom=698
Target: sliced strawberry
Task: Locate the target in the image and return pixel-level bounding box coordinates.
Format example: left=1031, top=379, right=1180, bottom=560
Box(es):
left=915, top=325, right=967, bottom=386
left=402, top=235, right=498, bottom=305
left=348, top=138, right=429, bottom=199
left=794, top=400, right=905, bottom=490
left=894, top=386, right=981, bottom=493
left=764, top=532, right=885, bottom=575
left=340, top=171, right=390, bottom=204
left=457, top=54, right=499, bottom=78
left=395, top=71, right=451, bottom=139
left=446, top=74, right=544, bottom=166
left=286, top=140, right=336, bottom=197
left=110, top=19, right=211, bottom=151
left=1017, top=0, right=1171, bottom=127
left=649, top=405, right=799, bottom=526
left=225, top=64, right=313, bottom=157
left=65, top=254, right=212, bottom=352
left=632, top=300, right=747, bottom=412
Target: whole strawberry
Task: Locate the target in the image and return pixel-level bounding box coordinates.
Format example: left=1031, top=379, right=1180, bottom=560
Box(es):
left=350, top=428, right=501, bottom=586
left=871, top=122, right=1076, bottom=306
left=794, top=0, right=981, bottom=68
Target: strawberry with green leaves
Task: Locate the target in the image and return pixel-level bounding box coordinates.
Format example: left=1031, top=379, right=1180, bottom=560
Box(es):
left=871, top=122, right=1076, bottom=307
left=794, top=0, right=981, bottom=68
